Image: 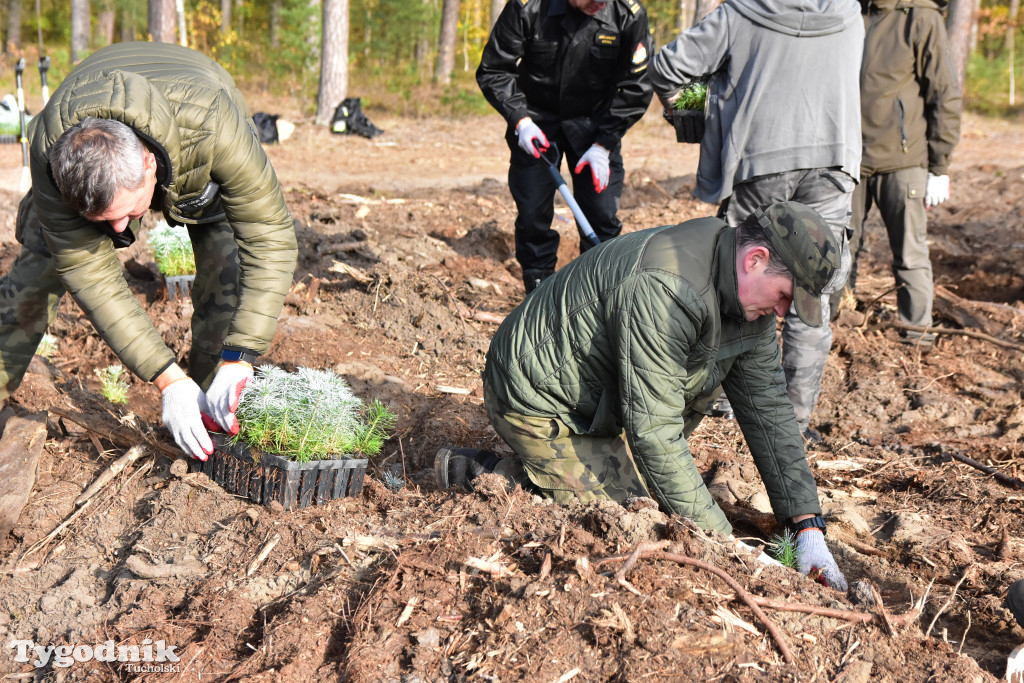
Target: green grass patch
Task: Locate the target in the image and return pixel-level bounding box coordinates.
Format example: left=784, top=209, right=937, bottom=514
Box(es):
left=233, top=366, right=396, bottom=463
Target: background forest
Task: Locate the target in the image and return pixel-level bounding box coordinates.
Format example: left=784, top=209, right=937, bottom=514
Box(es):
left=0, top=0, right=1019, bottom=131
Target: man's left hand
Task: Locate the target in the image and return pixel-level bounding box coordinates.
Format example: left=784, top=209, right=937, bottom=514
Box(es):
left=205, top=361, right=254, bottom=435
left=795, top=529, right=848, bottom=591
left=575, top=144, right=610, bottom=193
left=925, top=173, right=950, bottom=208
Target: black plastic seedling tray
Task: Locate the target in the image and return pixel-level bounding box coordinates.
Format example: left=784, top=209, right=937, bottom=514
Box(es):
left=189, top=434, right=368, bottom=510
left=164, top=274, right=195, bottom=302
left=672, top=108, right=705, bottom=144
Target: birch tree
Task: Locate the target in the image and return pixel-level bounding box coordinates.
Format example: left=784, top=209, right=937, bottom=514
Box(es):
left=316, top=0, right=349, bottom=126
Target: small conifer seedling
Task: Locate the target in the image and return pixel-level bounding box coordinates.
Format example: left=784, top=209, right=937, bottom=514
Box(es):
left=673, top=79, right=709, bottom=111
left=147, top=220, right=196, bottom=277
left=769, top=528, right=800, bottom=569
left=95, top=364, right=130, bottom=404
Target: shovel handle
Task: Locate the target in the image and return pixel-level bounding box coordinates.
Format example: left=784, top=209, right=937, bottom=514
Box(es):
left=536, top=142, right=601, bottom=250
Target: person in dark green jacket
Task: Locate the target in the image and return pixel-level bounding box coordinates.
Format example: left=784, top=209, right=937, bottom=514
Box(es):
left=0, top=43, right=298, bottom=460
left=437, top=201, right=849, bottom=590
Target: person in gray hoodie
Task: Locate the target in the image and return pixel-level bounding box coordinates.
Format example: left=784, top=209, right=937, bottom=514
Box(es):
left=649, top=0, right=863, bottom=439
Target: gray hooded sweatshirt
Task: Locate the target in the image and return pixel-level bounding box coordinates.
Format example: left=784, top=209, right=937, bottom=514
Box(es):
left=650, top=0, right=863, bottom=204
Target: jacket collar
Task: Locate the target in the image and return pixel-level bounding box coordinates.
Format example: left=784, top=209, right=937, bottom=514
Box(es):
left=713, top=227, right=747, bottom=322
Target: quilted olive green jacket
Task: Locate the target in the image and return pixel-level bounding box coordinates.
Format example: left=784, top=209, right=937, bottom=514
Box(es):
left=484, top=218, right=821, bottom=532
left=28, top=42, right=297, bottom=382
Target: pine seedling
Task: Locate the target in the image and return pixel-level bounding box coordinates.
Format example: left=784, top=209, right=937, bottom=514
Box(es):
left=147, top=220, right=196, bottom=277
left=35, top=333, right=58, bottom=359
left=673, top=80, right=709, bottom=111
left=233, top=366, right=396, bottom=462
left=382, top=470, right=405, bottom=492
left=769, top=528, right=800, bottom=569
left=95, top=364, right=130, bottom=404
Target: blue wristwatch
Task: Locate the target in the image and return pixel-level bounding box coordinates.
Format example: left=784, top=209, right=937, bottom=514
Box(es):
left=221, top=349, right=258, bottom=365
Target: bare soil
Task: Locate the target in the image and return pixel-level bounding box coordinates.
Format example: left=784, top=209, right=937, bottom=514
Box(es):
left=2, top=106, right=1024, bottom=682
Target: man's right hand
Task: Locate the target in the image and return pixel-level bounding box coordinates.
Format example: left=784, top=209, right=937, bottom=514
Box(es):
left=161, top=377, right=214, bottom=461
left=516, top=117, right=549, bottom=158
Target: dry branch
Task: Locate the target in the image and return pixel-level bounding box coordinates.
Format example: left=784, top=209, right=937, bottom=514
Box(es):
left=247, top=533, right=282, bottom=577
left=894, top=321, right=1024, bottom=351
left=50, top=406, right=181, bottom=461
left=942, top=449, right=1024, bottom=489
left=747, top=596, right=921, bottom=629
left=925, top=565, right=974, bottom=639
left=599, top=542, right=795, bottom=665
left=75, top=445, right=148, bottom=506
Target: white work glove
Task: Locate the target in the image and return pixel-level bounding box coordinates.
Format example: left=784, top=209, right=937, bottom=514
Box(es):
left=925, top=173, right=950, bottom=208
left=161, top=378, right=214, bottom=461
left=515, top=117, right=549, bottom=159
left=574, top=144, right=610, bottom=193
left=795, top=529, right=848, bottom=592
left=205, top=361, right=254, bottom=435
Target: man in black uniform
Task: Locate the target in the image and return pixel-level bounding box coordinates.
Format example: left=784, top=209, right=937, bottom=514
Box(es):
left=477, top=0, right=653, bottom=293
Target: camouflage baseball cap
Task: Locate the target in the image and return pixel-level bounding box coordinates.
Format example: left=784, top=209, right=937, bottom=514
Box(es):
left=753, top=201, right=841, bottom=328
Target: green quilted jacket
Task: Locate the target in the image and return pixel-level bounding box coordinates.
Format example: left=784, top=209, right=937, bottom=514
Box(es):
left=485, top=217, right=821, bottom=532
left=28, top=42, right=297, bottom=382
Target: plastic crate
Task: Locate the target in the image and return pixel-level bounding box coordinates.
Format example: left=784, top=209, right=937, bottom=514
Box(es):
left=164, top=274, right=195, bottom=302
left=190, top=434, right=368, bottom=510
left=671, top=109, right=705, bottom=144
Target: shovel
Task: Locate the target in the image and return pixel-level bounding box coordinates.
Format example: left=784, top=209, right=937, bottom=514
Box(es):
left=15, top=58, right=29, bottom=192
left=538, top=142, right=601, bottom=250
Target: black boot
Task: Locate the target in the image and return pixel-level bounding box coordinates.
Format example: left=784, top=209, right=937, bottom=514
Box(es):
left=522, top=269, right=555, bottom=295
left=434, top=447, right=500, bottom=491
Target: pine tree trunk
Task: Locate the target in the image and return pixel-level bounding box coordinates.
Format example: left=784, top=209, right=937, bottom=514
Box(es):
left=945, top=0, right=973, bottom=91
left=435, top=0, right=460, bottom=84
left=490, top=0, right=503, bottom=28
left=71, top=0, right=90, bottom=63
left=270, top=0, right=281, bottom=48
left=5, top=0, right=21, bottom=54
left=221, top=0, right=231, bottom=33
left=316, top=0, right=349, bottom=126
left=1008, top=0, right=1020, bottom=105
left=694, top=0, right=721, bottom=22
left=97, top=7, right=115, bottom=46
left=678, top=0, right=693, bottom=32
left=148, top=0, right=176, bottom=43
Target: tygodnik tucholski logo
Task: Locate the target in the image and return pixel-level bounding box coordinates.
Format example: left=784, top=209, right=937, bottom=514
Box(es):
left=9, top=638, right=180, bottom=672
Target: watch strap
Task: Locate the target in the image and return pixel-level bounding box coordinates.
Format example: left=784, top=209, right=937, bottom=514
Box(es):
left=221, top=349, right=258, bottom=365
left=790, top=515, right=827, bottom=536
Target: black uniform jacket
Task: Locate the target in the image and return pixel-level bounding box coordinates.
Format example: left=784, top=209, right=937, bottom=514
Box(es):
left=477, top=0, right=653, bottom=154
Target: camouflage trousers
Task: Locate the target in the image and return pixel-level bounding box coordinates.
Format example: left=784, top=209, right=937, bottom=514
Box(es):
left=0, top=191, right=240, bottom=400
left=724, top=168, right=855, bottom=432
left=483, top=380, right=732, bottom=533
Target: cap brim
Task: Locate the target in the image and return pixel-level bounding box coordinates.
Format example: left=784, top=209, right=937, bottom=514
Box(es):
left=793, top=286, right=823, bottom=328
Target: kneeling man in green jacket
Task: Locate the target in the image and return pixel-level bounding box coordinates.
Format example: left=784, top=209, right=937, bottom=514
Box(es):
left=0, top=43, right=298, bottom=461
left=437, top=201, right=847, bottom=590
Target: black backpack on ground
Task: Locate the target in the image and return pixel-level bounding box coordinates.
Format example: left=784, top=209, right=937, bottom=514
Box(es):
left=252, top=112, right=280, bottom=144
left=331, top=98, right=384, bottom=139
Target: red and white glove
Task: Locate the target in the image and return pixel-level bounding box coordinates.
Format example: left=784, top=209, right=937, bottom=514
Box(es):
left=575, top=144, right=610, bottom=193
left=795, top=528, right=848, bottom=592
left=515, top=117, right=549, bottom=158
left=204, top=361, right=254, bottom=435
left=161, top=378, right=214, bottom=461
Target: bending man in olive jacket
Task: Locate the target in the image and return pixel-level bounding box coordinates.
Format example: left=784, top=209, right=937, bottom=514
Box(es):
left=437, top=201, right=848, bottom=590
left=0, top=43, right=298, bottom=459
left=477, top=0, right=653, bottom=294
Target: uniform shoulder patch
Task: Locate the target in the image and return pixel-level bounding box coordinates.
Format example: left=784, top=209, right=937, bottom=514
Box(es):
left=625, top=0, right=640, bottom=14
left=631, top=42, right=647, bottom=64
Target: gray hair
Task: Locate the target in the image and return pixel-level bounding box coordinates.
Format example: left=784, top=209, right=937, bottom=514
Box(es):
left=49, top=117, right=147, bottom=216
left=736, top=210, right=791, bottom=279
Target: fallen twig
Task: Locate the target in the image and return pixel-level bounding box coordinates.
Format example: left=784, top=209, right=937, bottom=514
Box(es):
left=50, top=406, right=181, bottom=461
left=75, top=445, right=148, bottom=507
left=869, top=582, right=895, bottom=636
left=747, top=596, right=921, bottom=628
left=599, top=542, right=795, bottom=665
left=126, top=555, right=207, bottom=579
left=925, top=565, right=973, bottom=639
left=20, top=499, right=93, bottom=562
left=465, top=556, right=517, bottom=578
left=894, top=321, right=1024, bottom=351
left=396, top=597, right=418, bottom=627
left=941, top=448, right=1024, bottom=489
left=247, top=533, right=282, bottom=577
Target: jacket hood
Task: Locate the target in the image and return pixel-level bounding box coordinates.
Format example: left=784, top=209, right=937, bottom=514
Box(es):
left=725, top=0, right=862, bottom=36
left=865, top=0, right=947, bottom=11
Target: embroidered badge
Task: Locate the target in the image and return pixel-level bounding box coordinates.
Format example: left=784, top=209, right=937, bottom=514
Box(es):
left=632, top=42, right=647, bottom=64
